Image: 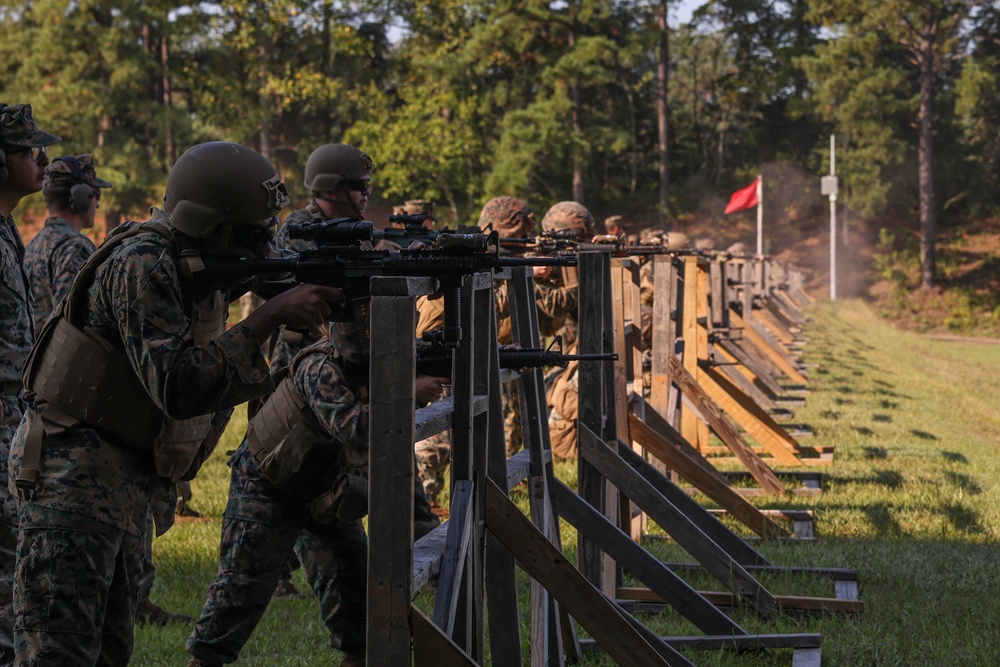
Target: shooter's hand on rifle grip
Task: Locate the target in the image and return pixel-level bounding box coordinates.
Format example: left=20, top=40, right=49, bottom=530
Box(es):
left=533, top=265, right=553, bottom=280
left=415, top=375, right=450, bottom=404
left=246, top=284, right=345, bottom=342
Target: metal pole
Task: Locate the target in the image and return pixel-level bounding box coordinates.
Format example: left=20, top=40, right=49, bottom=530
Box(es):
left=830, top=134, right=837, bottom=301
left=756, top=175, right=763, bottom=255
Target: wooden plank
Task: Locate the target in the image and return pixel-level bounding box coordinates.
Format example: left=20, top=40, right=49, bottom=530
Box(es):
left=730, top=309, right=807, bottom=384
left=579, top=632, right=822, bottom=652
left=613, top=436, right=779, bottom=562
left=696, top=366, right=804, bottom=465
left=717, top=335, right=785, bottom=397
left=629, top=414, right=788, bottom=539
left=485, top=322, right=524, bottom=667
left=578, top=252, right=617, bottom=596
left=484, top=480, right=683, bottom=667
left=618, top=587, right=863, bottom=614
left=640, top=404, right=732, bottom=486
left=414, top=394, right=489, bottom=442
left=579, top=425, right=780, bottom=618
left=433, top=481, right=475, bottom=636
left=553, top=480, right=745, bottom=636
left=664, top=562, right=858, bottom=582
left=412, top=605, right=482, bottom=667
left=369, top=292, right=418, bottom=666
left=710, top=343, right=778, bottom=411
left=681, top=257, right=702, bottom=449
left=792, top=648, right=823, bottom=667
left=667, top=356, right=786, bottom=496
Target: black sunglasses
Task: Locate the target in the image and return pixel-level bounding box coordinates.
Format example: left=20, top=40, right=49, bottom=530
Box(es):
left=6, top=145, right=46, bottom=162
left=345, top=179, right=371, bottom=193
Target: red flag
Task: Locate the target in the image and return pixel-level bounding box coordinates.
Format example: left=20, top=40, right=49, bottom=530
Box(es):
left=724, top=179, right=759, bottom=214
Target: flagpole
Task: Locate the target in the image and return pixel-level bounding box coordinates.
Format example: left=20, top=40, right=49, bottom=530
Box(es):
left=756, top=175, right=763, bottom=255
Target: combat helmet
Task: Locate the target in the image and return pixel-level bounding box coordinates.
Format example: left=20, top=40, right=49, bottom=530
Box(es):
left=303, top=144, right=374, bottom=193
left=541, top=201, right=595, bottom=239
left=477, top=196, right=535, bottom=237
left=165, top=142, right=289, bottom=239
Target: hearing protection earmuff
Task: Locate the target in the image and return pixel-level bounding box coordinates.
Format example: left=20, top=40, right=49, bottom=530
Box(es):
left=56, top=156, right=96, bottom=215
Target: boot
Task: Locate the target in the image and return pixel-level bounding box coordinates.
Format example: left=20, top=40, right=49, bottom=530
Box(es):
left=187, top=655, right=222, bottom=667
left=341, top=650, right=366, bottom=667
left=136, top=599, right=194, bottom=626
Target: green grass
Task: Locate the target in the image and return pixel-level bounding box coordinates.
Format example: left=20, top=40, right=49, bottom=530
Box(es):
left=135, top=299, right=1000, bottom=665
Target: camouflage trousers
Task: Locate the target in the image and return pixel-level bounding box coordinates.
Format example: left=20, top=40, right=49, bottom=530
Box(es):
left=14, top=503, right=144, bottom=667
left=187, top=444, right=368, bottom=664
left=2, top=394, right=27, bottom=663
left=415, top=431, right=450, bottom=501
left=502, top=382, right=523, bottom=456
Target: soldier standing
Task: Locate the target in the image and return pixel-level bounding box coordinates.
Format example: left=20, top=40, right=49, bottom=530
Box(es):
left=0, top=102, right=59, bottom=663
left=24, top=154, right=195, bottom=626
left=24, top=155, right=109, bottom=330
left=9, top=141, right=341, bottom=665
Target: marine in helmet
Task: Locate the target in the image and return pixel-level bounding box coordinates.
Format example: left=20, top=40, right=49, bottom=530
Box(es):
left=270, top=144, right=377, bottom=369
left=10, top=141, right=340, bottom=666
left=0, top=102, right=60, bottom=664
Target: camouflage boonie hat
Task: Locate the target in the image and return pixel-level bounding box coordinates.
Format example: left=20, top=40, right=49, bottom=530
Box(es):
left=478, top=196, right=535, bottom=236
left=44, top=154, right=113, bottom=192
left=0, top=103, right=61, bottom=148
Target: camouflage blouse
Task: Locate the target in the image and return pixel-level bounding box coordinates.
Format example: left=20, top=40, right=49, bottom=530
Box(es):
left=23, top=216, right=97, bottom=331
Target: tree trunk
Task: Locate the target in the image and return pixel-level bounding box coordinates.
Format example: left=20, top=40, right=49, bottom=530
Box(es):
left=657, top=0, right=670, bottom=226
left=917, top=33, right=936, bottom=288
left=161, top=33, right=175, bottom=167
left=569, top=27, right=585, bottom=204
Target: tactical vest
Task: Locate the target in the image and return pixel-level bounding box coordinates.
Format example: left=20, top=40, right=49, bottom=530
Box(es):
left=246, top=345, right=368, bottom=524
left=15, top=212, right=229, bottom=498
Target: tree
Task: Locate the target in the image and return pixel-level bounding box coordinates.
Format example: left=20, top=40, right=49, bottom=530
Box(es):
left=804, top=0, right=975, bottom=288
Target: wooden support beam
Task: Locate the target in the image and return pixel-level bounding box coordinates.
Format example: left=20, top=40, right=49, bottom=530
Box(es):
left=412, top=606, right=481, bottom=667
left=579, top=425, right=780, bottom=618
left=553, top=480, right=746, bottom=636
left=667, top=356, right=786, bottom=495
left=484, top=480, right=686, bottom=667
left=696, top=365, right=804, bottom=465
left=618, top=587, right=863, bottom=614
left=729, top=310, right=808, bottom=384
left=629, top=414, right=788, bottom=539
left=433, top=481, right=475, bottom=637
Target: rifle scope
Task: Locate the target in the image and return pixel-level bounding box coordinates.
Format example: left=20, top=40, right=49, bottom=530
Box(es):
left=287, top=217, right=374, bottom=244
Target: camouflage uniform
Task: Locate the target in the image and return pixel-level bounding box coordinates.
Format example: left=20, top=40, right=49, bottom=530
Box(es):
left=539, top=201, right=595, bottom=462
left=9, top=220, right=274, bottom=665
left=23, top=153, right=111, bottom=331
left=187, top=338, right=369, bottom=665
left=23, top=217, right=95, bottom=331
left=269, top=201, right=323, bottom=373
left=413, top=296, right=451, bottom=500
left=0, top=103, right=61, bottom=662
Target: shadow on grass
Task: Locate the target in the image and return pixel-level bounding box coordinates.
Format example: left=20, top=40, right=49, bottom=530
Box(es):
left=854, top=426, right=875, bottom=436
left=910, top=429, right=938, bottom=441
left=862, top=446, right=888, bottom=460
left=944, top=501, right=986, bottom=534
left=862, top=502, right=903, bottom=536
left=941, top=450, right=967, bottom=463
left=944, top=471, right=982, bottom=495
left=872, top=414, right=892, bottom=423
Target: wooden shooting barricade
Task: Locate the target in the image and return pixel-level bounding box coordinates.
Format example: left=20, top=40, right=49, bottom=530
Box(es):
left=367, top=268, right=717, bottom=666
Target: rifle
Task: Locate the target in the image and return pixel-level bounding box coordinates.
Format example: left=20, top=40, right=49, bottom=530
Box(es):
left=193, top=228, right=576, bottom=344
left=416, top=332, right=617, bottom=378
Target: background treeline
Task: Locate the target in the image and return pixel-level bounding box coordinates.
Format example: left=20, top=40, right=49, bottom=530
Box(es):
left=1, top=0, right=998, bottom=284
